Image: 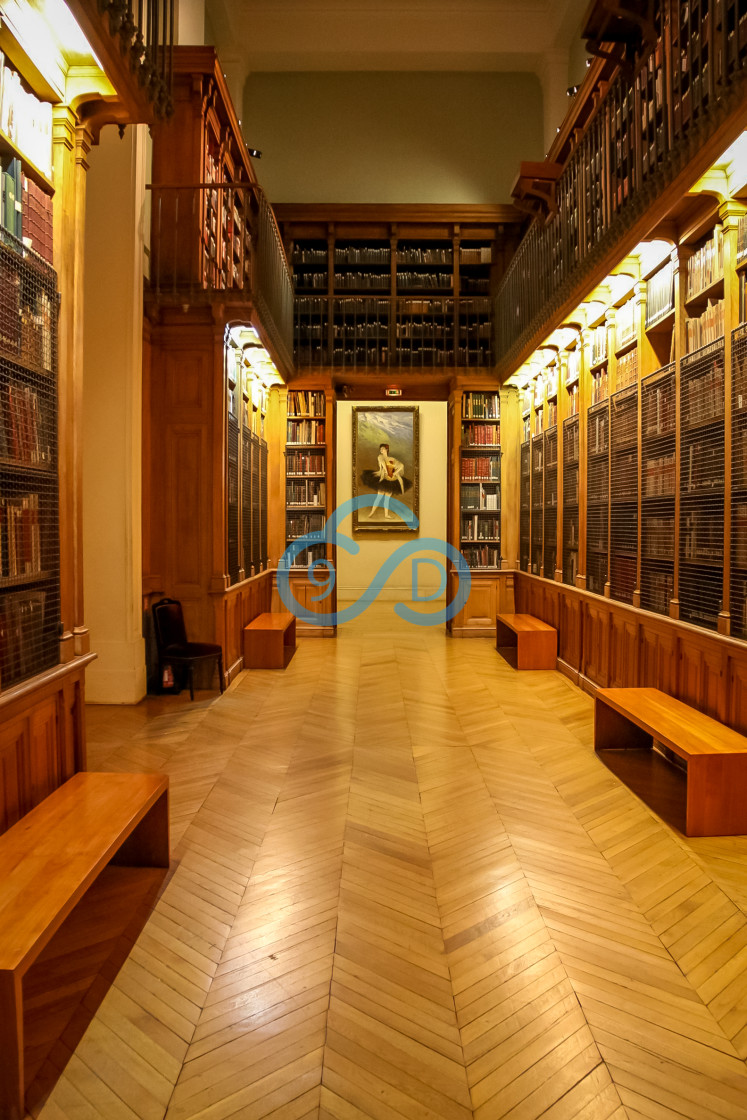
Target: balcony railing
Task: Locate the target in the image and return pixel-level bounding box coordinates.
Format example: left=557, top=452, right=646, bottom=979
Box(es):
left=495, top=0, right=747, bottom=371
left=148, top=182, right=294, bottom=374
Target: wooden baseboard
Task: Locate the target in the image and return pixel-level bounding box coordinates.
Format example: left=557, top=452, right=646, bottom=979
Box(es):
left=556, top=658, right=580, bottom=685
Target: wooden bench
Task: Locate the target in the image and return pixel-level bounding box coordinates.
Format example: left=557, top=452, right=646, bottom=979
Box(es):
left=595, top=687, right=747, bottom=836
left=0, top=771, right=169, bottom=1120
left=495, top=613, right=557, bottom=670
left=243, top=612, right=297, bottom=669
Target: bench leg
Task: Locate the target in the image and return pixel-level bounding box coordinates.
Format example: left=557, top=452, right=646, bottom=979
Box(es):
left=594, top=699, right=652, bottom=752
left=0, top=970, right=24, bottom=1120
left=687, top=755, right=747, bottom=837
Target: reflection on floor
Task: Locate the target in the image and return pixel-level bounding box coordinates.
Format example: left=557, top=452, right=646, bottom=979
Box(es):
left=34, top=603, right=747, bottom=1119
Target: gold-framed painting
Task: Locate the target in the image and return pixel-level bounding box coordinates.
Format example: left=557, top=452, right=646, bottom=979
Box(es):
left=352, top=406, right=419, bottom=531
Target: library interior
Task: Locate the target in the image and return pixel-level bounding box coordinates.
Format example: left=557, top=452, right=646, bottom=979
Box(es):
left=7, top=0, right=747, bottom=1118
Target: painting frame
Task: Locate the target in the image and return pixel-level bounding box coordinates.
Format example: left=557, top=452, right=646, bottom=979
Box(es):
left=352, top=406, right=420, bottom=532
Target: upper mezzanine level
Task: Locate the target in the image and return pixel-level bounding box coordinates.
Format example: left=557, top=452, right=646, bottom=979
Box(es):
left=496, top=0, right=747, bottom=379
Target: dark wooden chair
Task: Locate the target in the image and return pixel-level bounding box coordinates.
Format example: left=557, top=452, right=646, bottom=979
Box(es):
left=152, top=597, right=225, bottom=700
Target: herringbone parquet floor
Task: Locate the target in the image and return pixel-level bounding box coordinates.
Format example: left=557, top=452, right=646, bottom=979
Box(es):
left=34, top=605, right=747, bottom=1119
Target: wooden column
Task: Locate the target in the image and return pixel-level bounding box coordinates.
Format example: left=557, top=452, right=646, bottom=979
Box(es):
left=53, top=108, right=94, bottom=661
left=719, top=198, right=747, bottom=635
left=671, top=245, right=692, bottom=621
left=556, top=353, right=566, bottom=582
left=577, top=327, right=591, bottom=591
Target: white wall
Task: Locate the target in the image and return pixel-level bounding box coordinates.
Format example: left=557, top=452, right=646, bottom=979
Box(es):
left=336, top=401, right=447, bottom=603
left=82, top=126, right=148, bottom=703
left=244, top=71, right=543, bottom=203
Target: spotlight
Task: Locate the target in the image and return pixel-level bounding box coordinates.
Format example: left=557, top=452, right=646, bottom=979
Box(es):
left=247, top=146, right=262, bottom=159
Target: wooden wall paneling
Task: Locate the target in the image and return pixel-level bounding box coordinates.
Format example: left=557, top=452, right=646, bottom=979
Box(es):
left=558, top=588, right=582, bottom=673
left=728, top=653, right=747, bottom=735
left=609, top=611, right=639, bottom=688
left=581, top=598, right=612, bottom=687
left=638, top=618, right=678, bottom=694
left=0, top=719, right=26, bottom=832
left=677, top=634, right=727, bottom=721
left=25, top=699, right=62, bottom=810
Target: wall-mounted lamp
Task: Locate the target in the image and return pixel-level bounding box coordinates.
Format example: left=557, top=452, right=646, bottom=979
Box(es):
left=247, top=146, right=262, bottom=159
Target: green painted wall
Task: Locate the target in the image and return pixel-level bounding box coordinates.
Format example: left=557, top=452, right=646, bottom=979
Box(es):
left=244, top=71, right=543, bottom=204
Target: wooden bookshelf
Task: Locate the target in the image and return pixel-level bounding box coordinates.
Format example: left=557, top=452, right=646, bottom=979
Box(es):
left=277, top=207, right=523, bottom=371
left=459, top=390, right=501, bottom=570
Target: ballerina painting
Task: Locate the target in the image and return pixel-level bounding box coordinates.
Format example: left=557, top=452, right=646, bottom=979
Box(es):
left=352, top=406, right=419, bottom=531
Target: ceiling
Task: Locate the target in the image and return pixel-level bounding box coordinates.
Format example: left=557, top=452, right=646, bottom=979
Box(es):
left=205, top=0, right=591, bottom=73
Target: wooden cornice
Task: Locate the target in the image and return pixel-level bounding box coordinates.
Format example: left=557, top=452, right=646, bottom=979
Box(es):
left=273, top=203, right=523, bottom=227
left=64, top=0, right=156, bottom=126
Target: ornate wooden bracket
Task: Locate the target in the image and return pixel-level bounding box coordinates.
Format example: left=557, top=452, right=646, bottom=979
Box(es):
left=511, top=162, right=563, bottom=223
left=582, top=0, right=657, bottom=71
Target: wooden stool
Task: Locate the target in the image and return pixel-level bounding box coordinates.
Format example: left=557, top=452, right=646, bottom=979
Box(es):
left=243, top=612, right=297, bottom=669
left=495, top=612, right=557, bottom=670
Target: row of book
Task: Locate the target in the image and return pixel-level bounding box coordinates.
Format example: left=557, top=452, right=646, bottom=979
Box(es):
left=643, top=453, right=676, bottom=496
left=686, top=224, right=723, bottom=299
left=292, top=248, right=327, bottom=265
left=646, top=260, right=675, bottom=327
left=591, top=367, right=609, bottom=404
left=567, top=383, right=579, bottom=416
left=0, top=588, right=47, bottom=686
left=287, top=390, right=325, bottom=417
left=683, top=354, right=724, bottom=427
left=643, top=380, right=675, bottom=437
left=0, top=57, right=53, bottom=180
left=617, top=348, right=638, bottom=388
left=398, top=273, right=452, bottom=290
left=564, top=420, right=580, bottom=461
left=734, top=505, right=747, bottom=567
left=285, top=451, right=325, bottom=474
left=460, top=247, right=492, bottom=264
left=591, top=324, right=608, bottom=366
left=564, top=476, right=580, bottom=504
left=397, top=248, right=451, bottom=265
left=616, top=296, right=636, bottom=348
left=396, top=322, right=451, bottom=339
left=612, top=401, right=637, bottom=448
left=461, top=485, right=499, bottom=510
left=2, top=491, right=41, bottom=577
left=686, top=298, right=724, bottom=352
left=462, top=392, right=500, bottom=419
left=461, top=422, right=500, bottom=446
left=286, top=512, right=325, bottom=539
left=0, top=383, right=52, bottom=465
left=286, top=480, right=326, bottom=506
left=682, top=509, right=723, bottom=562
left=461, top=455, right=500, bottom=479
left=332, top=323, right=388, bottom=339
left=462, top=545, right=500, bottom=569
left=642, top=515, right=675, bottom=559
left=287, top=419, right=326, bottom=445
left=461, top=514, right=499, bottom=541
left=338, top=247, right=390, bottom=264
left=588, top=411, right=609, bottom=454
left=682, top=440, right=723, bottom=492
left=641, top=570, right=673, bottom=615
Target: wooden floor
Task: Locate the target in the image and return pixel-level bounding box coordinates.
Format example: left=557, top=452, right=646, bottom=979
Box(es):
left=34, top=604, right=747, bottom=1120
